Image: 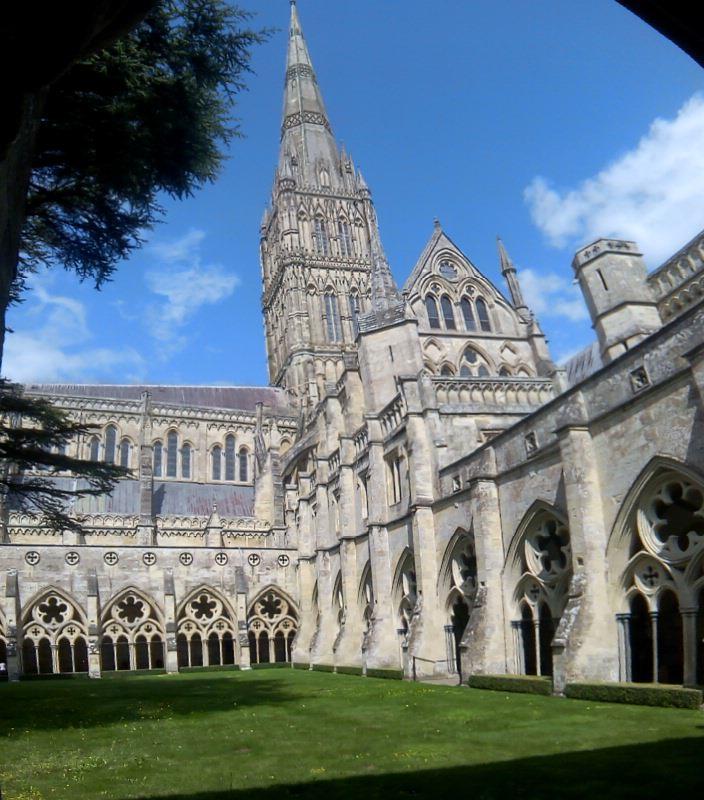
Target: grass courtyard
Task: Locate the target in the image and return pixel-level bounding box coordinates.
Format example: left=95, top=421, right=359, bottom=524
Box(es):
left=1, top=669, right=702, bottom=800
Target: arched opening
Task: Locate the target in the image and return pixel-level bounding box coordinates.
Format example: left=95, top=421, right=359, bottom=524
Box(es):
left=104, top=425, right=117, bottom=464
left=38, top=638, right=53, bottom=674
left=450, top=596, right=470, bottom=676
left=274, top=631, right=287, bottom=663
left=538, top=603, right=555, bottom=677
left=630, top=593, right=653, bottom=682
left=101, top=637, right=116, bottom=671
left=189, top=633, right=203, bottom=668
left=211, top=446, right=222, bottom=481
left=657, top=591, right=683, bottom=684
left=166, top=430, right=178, bottom=477
left=22, top=639, right=38, bottom=674
left=181, top=443, right=191, bottom=479
left=248, top=631, right=257, bottom=664
left=225, top=435, right=236, bottom=481
left=153, top=441, right=163, bottom=477
left=89, top=435, right=100, bottom=462
left=150, top=638, right=164, bottom=669
left=239, top=449, right=249, bottom=482
left=177, top=633, right=189, bottom=668
left=440, top=295, right=456, bottom=329
left=57, top=638, right=73, bottom=673
left=520, top=604, right=537, bottom=676
left=119, top=438, right=131, bottom=468
left=460, top=297, right=476, bottom=331
left=476, top=297, right=491, bottom=331
left=208, top=633, right=221, bottom=666
left=425, top=295, right=440, bottom=329
left=135, top=635, right=150, bottom=670
left=74, top=638, right=88, bottom=672
left=116, top=636, right=130, bottom=670
left=223, top=633, right=235, bottom=665
left=258, top=631, right=270, bottom=663
left=287, top=631, right=295, bottom=661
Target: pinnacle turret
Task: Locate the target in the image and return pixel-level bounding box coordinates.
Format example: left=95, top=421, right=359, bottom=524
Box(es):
left=497, top=236, right=529, bottom=315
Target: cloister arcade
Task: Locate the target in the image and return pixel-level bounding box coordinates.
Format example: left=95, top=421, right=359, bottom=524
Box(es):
left=247, top=588, right=298, bottom=665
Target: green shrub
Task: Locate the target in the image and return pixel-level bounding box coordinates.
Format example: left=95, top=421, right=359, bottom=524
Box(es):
left=250, top=662, right=291, bottom=670
left=312, top=663, right=335, bottom=673
left=467, top=674, right=552, bottom=695
left=565, top=682, right=703, bottom=710
left=293, top=662, right=310, bottom=670
left=336, top=665, right=364, bottom=676
left=366, top=668, right=404, bottom=680
left=101, top=669, right=166, bottom=678
left=178, top=665, right=239, bottom=674
left=20, top=672, right=91, bottom=681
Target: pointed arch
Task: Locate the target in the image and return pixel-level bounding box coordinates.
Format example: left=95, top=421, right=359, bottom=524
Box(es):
left=176, top=585, right=238, bottom=669
left=100, top=587, right=165, bottom=672
left=247, top=585, right=298, bottom=665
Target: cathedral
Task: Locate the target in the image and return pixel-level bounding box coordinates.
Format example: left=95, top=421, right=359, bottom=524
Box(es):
left=2, top=2, right=704, bottom=691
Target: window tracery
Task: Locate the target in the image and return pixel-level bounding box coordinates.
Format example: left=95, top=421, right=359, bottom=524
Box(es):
left=177, top=589, right=236, bottom=669
left=458, top=347, right=492, bottom=377
left=22, top=590, right=89, bottom=675
left=247, top=589, right=298, bottom=664
left=100, top=590, right=165, bottom=672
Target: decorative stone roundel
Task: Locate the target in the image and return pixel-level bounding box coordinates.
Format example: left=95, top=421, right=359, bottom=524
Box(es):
left=25, top=551, right=40, bottom=566
left=33, top=594, right=70, bottom=629
left=248, top=553, right=261, bottom=567
left=104, top=551, right=119, bottom=566
left=143, top=552, right=157, bottom=567
left=65, top=551, right=80, bottom=566
left=214, top=552, right=228, bottom=566
left=179, top=552, right=193, bottom=566
left=277, top=554, right=290, bottom=567
left=637, top=476, right=704, bottom=565
left=524, top=516, right=570, bottom=583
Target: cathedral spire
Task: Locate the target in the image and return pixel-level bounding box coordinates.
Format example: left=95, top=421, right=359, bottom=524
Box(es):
left=280, top=1, right=340, bottom=183
left=497, top=236, right=528, bottom=314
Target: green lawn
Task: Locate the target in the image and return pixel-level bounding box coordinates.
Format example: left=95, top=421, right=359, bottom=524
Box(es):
left=1, top=669, right=702, bottom=800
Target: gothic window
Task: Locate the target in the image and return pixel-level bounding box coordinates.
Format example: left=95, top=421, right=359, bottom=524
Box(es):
left=89, top=436, right=100, bottom=462
left=212, top=446, right=222, bottom=481
left=440, top=295, right=456, bottom=330
left=338, top=219, right=353, bottom=256
left=181, top=443, right=191, bottom=479
left=617, top=470, right=704, bottom=685
left=119, top=439, right=130, bottom=469
left=313, top=217, right=329, bottom=255
left=22, top=591, right=89, bottom=675
left=387, top=451, right=405, bottom=505
left=166, top=430, right=178, bottom=478
left=499, top=365, right=512, bottom=377
left=425, top=295, right=440, bottom=329
left=100, top=590, right=165, bottom=672
left=476, top=297, right=491, bottom=331
left=459, top=347, right=491, bottom=377
left=177, top=588, right=237, bottom=669
left=239, top=448, right=249, bottom=482
left=324, top=292, right=342, bottom=342
left=512, top=511, right=571, bottom=677
left=396, top=554, right=417, bottom=646
left=225, top=435, right=236, bottom=481
left=460, top=297, right=476, bottom=331
left=349, top=293, right=361, bottom=336
left=104, top=425, right=117, bottom=464
left=153, top=441, right=163, bottom=478
left=248, top=589, right=298, bottom=665
left=319, top=168, right=330, bottom=187
left=440, top=365, right=455, bottom=376
left=442, top=533, right=477, bottom=675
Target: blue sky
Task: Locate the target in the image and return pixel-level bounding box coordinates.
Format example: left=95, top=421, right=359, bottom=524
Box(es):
left=6, top=0, right=704, bottom=385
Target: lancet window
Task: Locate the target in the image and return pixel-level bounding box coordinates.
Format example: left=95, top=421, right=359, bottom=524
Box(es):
left=89, top=436, right=100, bottom=462
left=119, top=438, right=131, bottom=469
left=176, top=589, right=237, bottom=669
left=104, top=425, right=117, bottom=464
left=440, top=295, right=456, bottom=330
left=459, top=348, right=491, bottom=377
left=153, top=441, right=163, bottom=477
left=248, top=590, right=298, bottom=665
left=476, top=297, right=491, bottom=331
left=617, top=471, right=704, bottom=685
left=512, top=511, right=571, bottom=677
left=313, top=217, right=329, bottom=255
left=349, top=293, right=361, bottom=336
left=166, top=430, right=178, bottom=478
left=460, top=297, right=476, bottom=331
left=212, top=445, right=222, bottom=481
left=100, top=590, right=165, bottom=672
left=324, top=292, right=342, bottom=342
left=239, top=448, right=249, bottom=482
left=338, top=219, right=353, bottom=256
left=225, top=434, right=236, bottom=481
left=425, top=295, right=441, bottom=329
left=181, top=443, right=191, bottom=479
left=21, top=590, right=89, bottom=675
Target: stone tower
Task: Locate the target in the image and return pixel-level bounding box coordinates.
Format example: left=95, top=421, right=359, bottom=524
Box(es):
left=260, top=1, right=383, bottom=407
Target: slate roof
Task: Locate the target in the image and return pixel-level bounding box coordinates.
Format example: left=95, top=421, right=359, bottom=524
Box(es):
left=24, top=384, right=293, bottom=415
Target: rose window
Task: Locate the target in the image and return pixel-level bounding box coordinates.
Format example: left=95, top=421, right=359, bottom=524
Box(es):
left=525, top=517, right=571, bottom=582
left=37, top=596, right=69, bottom=626
left=116, top=595, right=146, bottom=624
left=638, top=477, right=704, bottom=563
left=257, top=593, right=283, bottom=620
left=190, top=594, right=217, bottom=620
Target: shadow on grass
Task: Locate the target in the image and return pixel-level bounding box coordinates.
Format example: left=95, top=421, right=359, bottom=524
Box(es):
left=0, top=674, right=303, bottom=735
left=128, top=736, right=703, bottom=799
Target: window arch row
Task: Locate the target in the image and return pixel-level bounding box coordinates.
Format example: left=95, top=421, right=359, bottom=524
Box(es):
left=152, top=430, right=194, bottom=480
left=210, top=437, right=250, bottom=482
left=247, top=589, right=298, bottom=665
left=176, top=588, right=237, bottom=669
left=424, top=291, right=492, bottom=332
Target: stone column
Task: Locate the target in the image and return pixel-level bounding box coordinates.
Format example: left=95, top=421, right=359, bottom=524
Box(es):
left=682, top=609, right=698, bottom=686
left=291, top=554, right=318, bottom=664
left=553, top=422, right=619, bottom=689
left=5, top=570, right=21, bottom=681
left=86, top=572, right=101, bottom=679
left=235, top=579, right=251, bottom=670
left=460, top=471, right=508, bottom=677
left=163, top=571, right=179, bottom=674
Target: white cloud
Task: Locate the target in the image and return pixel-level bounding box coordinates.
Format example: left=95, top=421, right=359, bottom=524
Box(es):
left=145, top=229, right=240, bottom=354
left=517, top=268, right=588, bottom=322
left=525, top=93, right=704, bottom=265
left=3, top=281, right=144, bottom=383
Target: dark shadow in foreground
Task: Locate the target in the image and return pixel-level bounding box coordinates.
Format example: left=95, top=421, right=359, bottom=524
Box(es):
left=130, top=736, right=704, bottom=800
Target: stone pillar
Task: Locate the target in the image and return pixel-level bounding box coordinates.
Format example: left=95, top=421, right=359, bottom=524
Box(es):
left=163, top=571, right=179, bottom=674
left=553, top=423, right=619, bottom=689
left=365, top=524, right=399, bottom=668
left=616, top=614, right=631, bottom=682
left=86, top=572, right=101, bottom=679
left=5, top=570, right=21, bottom=681
left=460, top=472, right=508, bottom=677
left=292, top=555, right=317, bottom=663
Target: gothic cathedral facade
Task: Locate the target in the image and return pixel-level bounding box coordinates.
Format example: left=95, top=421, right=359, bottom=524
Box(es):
left=2, top=3, right=704, bottom=689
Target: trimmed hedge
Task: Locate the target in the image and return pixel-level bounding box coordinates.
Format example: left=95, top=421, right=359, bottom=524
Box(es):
left=366, top=668, right=404, bottom=681
left=565, top=682, right=703, bottom=710
left=468, top=674, right=552, bottom=696
left=312, top=664, right=335, bottom=673
left=20, top=672, right=92, bottom=681
left=102, top=669, right=167, bottom=679
left=178, top=665, right=239, bottom=674
left=293, top=662, right=310, bottom=670
left=250, top=662, right=291, bottom=670
left=336, top=665, right=364, bottom=676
